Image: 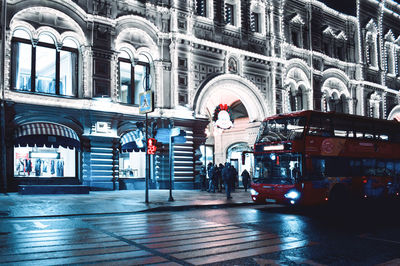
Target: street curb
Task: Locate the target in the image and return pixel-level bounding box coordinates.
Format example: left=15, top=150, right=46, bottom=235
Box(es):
left=0, top=202, right=257, bottom=219
left=138, top=202, right=257, bottom=212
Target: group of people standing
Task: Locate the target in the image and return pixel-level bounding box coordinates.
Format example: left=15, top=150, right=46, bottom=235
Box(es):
left=200, top=162, right=251, bottom=199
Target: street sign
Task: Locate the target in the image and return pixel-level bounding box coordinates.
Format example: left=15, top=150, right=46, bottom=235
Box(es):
left=139, top=90, right=153, bottom=114
left=155, top=128, right=170, bottom=143
left=155, top=127, right=186, bottom=144
left=170, top=127, right=181, bottom=137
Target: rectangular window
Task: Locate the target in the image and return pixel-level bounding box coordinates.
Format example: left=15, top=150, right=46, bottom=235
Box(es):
left=60, top=50, right=78, bottom=96
left=11, top=39, right=78, bottom=97
left=225, top=4, right=234, bottom=25
left=11, top=42, right=32, bottom=91
left=119, top=60, right=133, bottom=104
left=197, top=0, right=206, bottom=16
left=251, top=12, right=260, bottom=33
left=134, top=64, right=147, bottom=105
left=291, top=31, right=299, bottom=47
left=36, top=46, right=56, bottom=94
left=337, top=46, right=344, bottom=61
left=118, top=61, right=149, bottom=105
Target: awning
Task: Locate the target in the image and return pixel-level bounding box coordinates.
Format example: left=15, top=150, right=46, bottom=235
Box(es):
left=120, top=130, right=146, bottom=152
left=14, top=122, right=80, bottom=150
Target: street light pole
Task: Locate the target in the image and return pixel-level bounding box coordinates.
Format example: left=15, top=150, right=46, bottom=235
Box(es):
left=145, top=113, right=149, bottom=203
left=168, top=121, right=174, bottom=201
left=1, top=0, right=7, bottom=194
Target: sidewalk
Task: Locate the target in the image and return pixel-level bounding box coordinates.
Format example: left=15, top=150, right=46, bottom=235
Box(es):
left=0, top=189, right=255, bottom=218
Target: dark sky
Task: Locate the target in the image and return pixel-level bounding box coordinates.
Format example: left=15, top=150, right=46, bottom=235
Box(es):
left=319, top=0, right=357, bottom=16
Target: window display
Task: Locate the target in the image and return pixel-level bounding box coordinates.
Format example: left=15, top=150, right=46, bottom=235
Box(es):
left=14, top=146, right=75, bottom=178
left=119, top=151, right=145, bottom=178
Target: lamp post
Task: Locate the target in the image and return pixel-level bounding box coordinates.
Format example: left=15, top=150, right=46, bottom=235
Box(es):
left=168, top=120, right=174, bottom=202
left=1, top=0, right=7, bottom=193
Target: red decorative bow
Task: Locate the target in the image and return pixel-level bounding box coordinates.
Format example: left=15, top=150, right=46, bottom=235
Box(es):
left=219, top=104, right=228, bottom=110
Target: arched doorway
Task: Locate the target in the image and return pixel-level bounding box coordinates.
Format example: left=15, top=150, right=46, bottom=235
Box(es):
left=226, top=142, right=254, bottom=180
left=194, top=74, right=269, bottom=173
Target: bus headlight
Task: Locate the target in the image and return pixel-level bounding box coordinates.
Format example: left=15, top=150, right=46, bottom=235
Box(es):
left=250, top=189, right=259, bottom=196
left=284, top=189, right=300, bottom=200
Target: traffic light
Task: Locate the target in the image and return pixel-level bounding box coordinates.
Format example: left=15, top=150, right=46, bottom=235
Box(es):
left=147, top=138, right=157, bottom=155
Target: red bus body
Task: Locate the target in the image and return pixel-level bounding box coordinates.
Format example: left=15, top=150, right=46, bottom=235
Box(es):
left=251, top=110, right=400, bottom=206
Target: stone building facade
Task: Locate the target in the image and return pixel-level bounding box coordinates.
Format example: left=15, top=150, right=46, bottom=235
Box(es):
left=1, top=0, right=400, bottom=192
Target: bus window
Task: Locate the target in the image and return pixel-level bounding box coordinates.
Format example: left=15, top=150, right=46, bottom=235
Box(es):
left=376, top=160, right=386, bottom=176
left=362, top=159, right=376, bottom=176
left=325, top=157, right=349, bottom=176
left=253, top=153, right=302, bottom=184
left=260, top=117, right=306, bottom=142
left=332, top=117, right=353, bottom=138
left=377, top=134, right=388, bottom=141
left=386, top=160, right=394, bottom=176
left=350, top=159, right=362, bottom=176
left=308, top=114, right=333, bottom=136
left=309, top=157, right=326, bottom=180
left=395, top=161, right=400, bottom=175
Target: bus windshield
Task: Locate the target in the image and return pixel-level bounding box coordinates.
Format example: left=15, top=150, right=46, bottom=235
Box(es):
left=257, top=117, right=306, bottom=143
left=253, top=153, right=302, bottom=185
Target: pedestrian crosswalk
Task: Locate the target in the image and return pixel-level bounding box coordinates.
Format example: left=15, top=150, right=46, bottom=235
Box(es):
left=0, top=213, right=310, bottom=265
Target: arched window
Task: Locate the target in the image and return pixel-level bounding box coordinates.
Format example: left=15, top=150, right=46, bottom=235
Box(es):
left=386, top=42, right=395, bottom=74
left=365, top=21, right=378, bottom=67
left=289, top=14, right=305, bottom=48
left=323, top=91, right=348, bottom=114
left=118, top=52, right=150, bottom=105
left=288, top=86, right=304, bottom=112
left=369, top=92, right=381, bottom=118
left=11, top=29, right=78, bottom=97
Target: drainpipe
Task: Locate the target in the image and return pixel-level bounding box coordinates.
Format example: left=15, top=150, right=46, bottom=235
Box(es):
left=1, top=0, right=7, bottom=193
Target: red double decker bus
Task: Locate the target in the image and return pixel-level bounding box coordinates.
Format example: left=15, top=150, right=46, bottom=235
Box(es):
left=250, top=110, right=400, bottom=206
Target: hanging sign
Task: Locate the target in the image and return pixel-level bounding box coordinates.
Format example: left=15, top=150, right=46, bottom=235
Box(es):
left=139, top=90, right=154, bottom=114
left=213, top=104, right=234, bottom=129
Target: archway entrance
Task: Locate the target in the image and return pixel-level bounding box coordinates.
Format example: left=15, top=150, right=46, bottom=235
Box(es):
left=195, top=74, right=269, bottom=175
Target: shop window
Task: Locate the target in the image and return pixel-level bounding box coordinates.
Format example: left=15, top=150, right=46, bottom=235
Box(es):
left=119, top=151, right=146, bottom=178
left=118, top=58, right=149, bottom=105
left=11, top=38, right=78, bottom=97
left=14, top=146, right=76, bottom=178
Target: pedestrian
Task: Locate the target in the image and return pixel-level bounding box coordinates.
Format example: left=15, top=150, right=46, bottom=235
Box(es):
left=206, top=162, right=213, bottom=190
left=230, top=165, right=238, bottom=192
left=222, top=163, right=232, bottom=199
left=291, top=162, right=301, bottom=182
left=207, top=165, right=216, bottom=193
left=241, top=169, right=250, bottom=191
left=200, top=165, right=207, bottom=191
left=218, top=163, right=224, bottom=192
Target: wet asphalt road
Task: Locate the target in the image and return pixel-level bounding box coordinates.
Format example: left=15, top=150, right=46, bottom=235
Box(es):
left=1, top=202, right=400, bottom=265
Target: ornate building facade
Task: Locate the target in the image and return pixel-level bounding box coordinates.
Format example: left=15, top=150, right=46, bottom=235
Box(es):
left=1, top=0, right=400, bottom=192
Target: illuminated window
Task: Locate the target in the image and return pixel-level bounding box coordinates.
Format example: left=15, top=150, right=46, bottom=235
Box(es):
left=11, top=36, right=78, bottom=96
left=196, top=0, right=207, bottom=16
left=386, top=43, right=395, bottom=74
left=251, top=12, right=260, bottom=33
left=366, top=33, right=377, bottom=67
left=118, top=58, right=149, bottom=105
left=225, top=4, right=234, bottom=25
